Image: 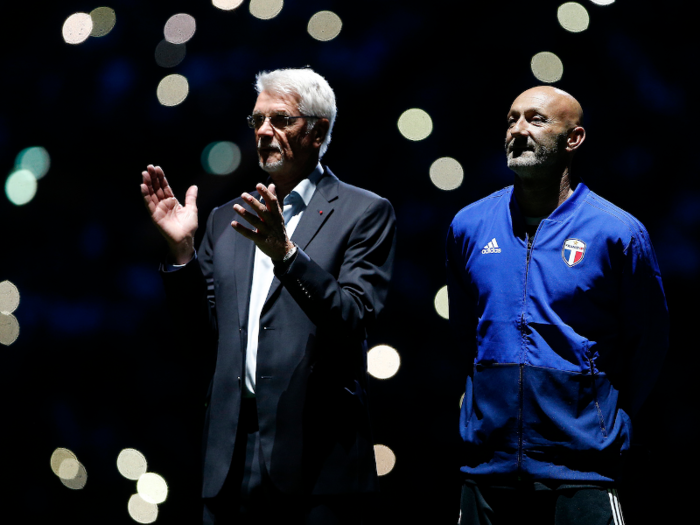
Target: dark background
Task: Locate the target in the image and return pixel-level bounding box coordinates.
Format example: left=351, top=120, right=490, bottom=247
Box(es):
left=0, top=1, right=694, bottom=523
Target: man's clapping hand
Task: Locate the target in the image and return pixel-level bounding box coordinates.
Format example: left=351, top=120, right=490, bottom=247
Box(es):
left=141, top=164, right=198, bottom=265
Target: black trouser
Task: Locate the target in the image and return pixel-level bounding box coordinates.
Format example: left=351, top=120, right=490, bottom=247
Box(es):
left=459, top=480, right=625, bottom=525
left=203, top=398, right=368, bottom=525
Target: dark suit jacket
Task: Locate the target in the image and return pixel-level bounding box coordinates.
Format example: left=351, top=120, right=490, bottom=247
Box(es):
left=161, top=167, right=396, bottom=498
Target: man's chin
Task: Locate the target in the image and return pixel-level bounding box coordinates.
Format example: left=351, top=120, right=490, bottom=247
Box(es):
left=259, top=159, right=284, bottom=173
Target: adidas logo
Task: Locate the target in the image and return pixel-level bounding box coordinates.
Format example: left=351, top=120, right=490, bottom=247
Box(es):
left=481, top=238, right=501, bottom=254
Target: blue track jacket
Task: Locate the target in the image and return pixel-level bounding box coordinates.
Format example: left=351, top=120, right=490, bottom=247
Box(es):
left=446, top=182, right=668, bottom=483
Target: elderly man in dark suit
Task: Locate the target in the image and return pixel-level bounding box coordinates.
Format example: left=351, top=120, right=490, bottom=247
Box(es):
left=141, top=68, right=396, bottom=524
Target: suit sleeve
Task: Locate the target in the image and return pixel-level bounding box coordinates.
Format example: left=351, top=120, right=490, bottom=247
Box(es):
left=160, top=206, right=219, bottom=348
left=275, top=197, right=396, bottom=340
left=620, top=228, right=669, bottom=417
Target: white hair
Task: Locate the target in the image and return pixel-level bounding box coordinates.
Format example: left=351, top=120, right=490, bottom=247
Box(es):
left=255, top=68, right=337, bottom=159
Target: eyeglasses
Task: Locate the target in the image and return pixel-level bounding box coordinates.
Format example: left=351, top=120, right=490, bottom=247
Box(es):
left=246, top=114, right=321, bottom=130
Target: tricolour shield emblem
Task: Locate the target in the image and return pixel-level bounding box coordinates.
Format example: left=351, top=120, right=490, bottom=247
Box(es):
left=562, top=238, right=586, bottom=267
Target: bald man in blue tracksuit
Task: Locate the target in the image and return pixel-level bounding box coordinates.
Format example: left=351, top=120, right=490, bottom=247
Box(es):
left=446, top=87, right=668, bottom=525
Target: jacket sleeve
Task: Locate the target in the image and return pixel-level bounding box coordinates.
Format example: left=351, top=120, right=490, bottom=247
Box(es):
left=620, top=228, right=669, bottom=417
left=446, top=223, right=478, bottom=364
left=275, top=197, right=396, bottom=340
left=160, top=206, right=219, bottom=348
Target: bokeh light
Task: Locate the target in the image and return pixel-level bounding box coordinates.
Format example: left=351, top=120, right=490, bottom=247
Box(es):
left=249, top=0, right=284, bottom=20
left=90, top=7, right=116, bottom=37
left=213, top=0, right=245, bottom=10
left=60, top=462, right=88, bottom=490
left=434, top=286, right=449, bottom=320
left=0, top=281, right=20, bottom=315
left=50, top=447, right=87, bottom=489
left=374, top=444, right=396, bottom=476
left=117, top=448, right=148, bottom=480
left=5, top=169, right=38, bottom=206
left=201, top=141, right=242, bottom=175
left=164, top=13, right=196, bottom=45
left=367, top=345, right=401, bottom=379
left=589, top=0, right=614, bottom=4
left=460, top=392, right=465, bottom=408
left=531, top=52, right=564, bottom=83
left=50, top=448, right=77, bottom=477
left=0, top=313, right=19, bottom=346
left=62, top=13, right=93, bottom=45
left=429, top=157, right=464, bottom=191
left=128, top=494, right=158, bottom=524
left=157, top=74, right=189, bottom=107
left=15, top=146, right=50, bottom=179
left=558, top=3, right=590, bottom=33
left=308, top=11, right=342, bottom=42
left=137, top=472, right=168, bottom=504
left=155, top=40, right=186, bottom=68
left=397, top=109, right=433, bottom=141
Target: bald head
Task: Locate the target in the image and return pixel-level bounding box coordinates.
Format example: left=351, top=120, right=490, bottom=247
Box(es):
left=505, top=86, right=586, bottom=179
left=512, top=86, right=583, bottom=129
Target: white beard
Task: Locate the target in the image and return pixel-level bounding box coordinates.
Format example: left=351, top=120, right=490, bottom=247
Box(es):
left=259, top=157, right=284, bottom=172
left=258, top=138, right=284, bottom=172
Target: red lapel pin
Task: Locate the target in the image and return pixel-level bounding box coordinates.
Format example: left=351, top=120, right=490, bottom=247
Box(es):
left=319, top=210, right=323, bottom=215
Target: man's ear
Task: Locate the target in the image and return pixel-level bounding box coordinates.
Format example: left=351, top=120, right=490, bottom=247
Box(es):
left=313, top=119, right=330, bottom=148
left=566, top=126, right=586, bottom=152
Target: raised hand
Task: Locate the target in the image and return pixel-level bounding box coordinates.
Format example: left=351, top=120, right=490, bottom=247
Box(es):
left=231, top=183, right=294, bottom=262
left=141, top=164, right=198, bottom=264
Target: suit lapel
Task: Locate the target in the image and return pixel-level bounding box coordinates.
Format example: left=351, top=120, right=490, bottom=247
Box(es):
left=233, top=196, right=259, bottom=329
left=262, top=168, right=339, bottom=306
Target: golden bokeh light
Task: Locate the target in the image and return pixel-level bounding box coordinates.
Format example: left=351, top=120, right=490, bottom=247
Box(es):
left=202, top=141, right=242, bottom=175
left=58, top=457, right=80, bottom=480
left=128, top=494, right=158, bottom=524
left=367, top=345, right=401, bottom=380
left=155, top=40, right=186, bottom=68
left=308, top=11, right=342, bottom=42
left=0, top=314, right=20, bottom=346
left=137, top=472, right=168, bottom=504
left=0, top=281, right=20, bottom=315
left=374, top=444, right=396, bottom=476
left=397, top=109, right=433, bottom=141
left=212, top=0, right=245, bottom=10
left=50, top=447, right=87, bottom=489
left=5, top=169, right=38, bottom=206
left=429, top=157, right=464, bottom=191
left=62, top=13, right=93, bottom=45
left=157, top=74, right=189, bottom=107
left=434, top=286, right=449, bottom=320
left=117, top=448, right=148, bottom=481
left=164, top=13, right=197, bottom=45
left=50, top=448, right=77, bottom=477
left=589, top=0, right=614, bottom=4
left=15, top=146, right=50, bottom=179
left=249, top=0, right=284, bottom=20
left=90, top=7, right=116, bottom=37
left=557, top=3, right=590, bottom=33
left=531, top=52, right=564, bottom=83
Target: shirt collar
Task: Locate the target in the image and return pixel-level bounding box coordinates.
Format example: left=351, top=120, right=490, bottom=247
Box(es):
left=286, top=163, right=323, bottom=207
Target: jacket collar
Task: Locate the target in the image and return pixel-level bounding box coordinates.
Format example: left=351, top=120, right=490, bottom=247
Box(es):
left=509, top=179, right=590, bottom=230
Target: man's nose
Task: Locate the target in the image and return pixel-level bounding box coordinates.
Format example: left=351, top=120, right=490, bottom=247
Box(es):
left=257, top=117, right=275, bottom=137
left=509, top=117, right=530, bottom=137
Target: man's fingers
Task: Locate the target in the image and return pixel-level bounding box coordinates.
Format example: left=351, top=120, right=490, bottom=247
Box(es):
left=154, top=165, right=175, bottom=199
left=241, top=192, right=268, bottom=216
left=256, top=183, right=282, bottom=217
left=233, top=203, right=265, bottom=231
left=231, top=221, right=260, bottom=241
left=185, top=185, right=198, bottom=210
